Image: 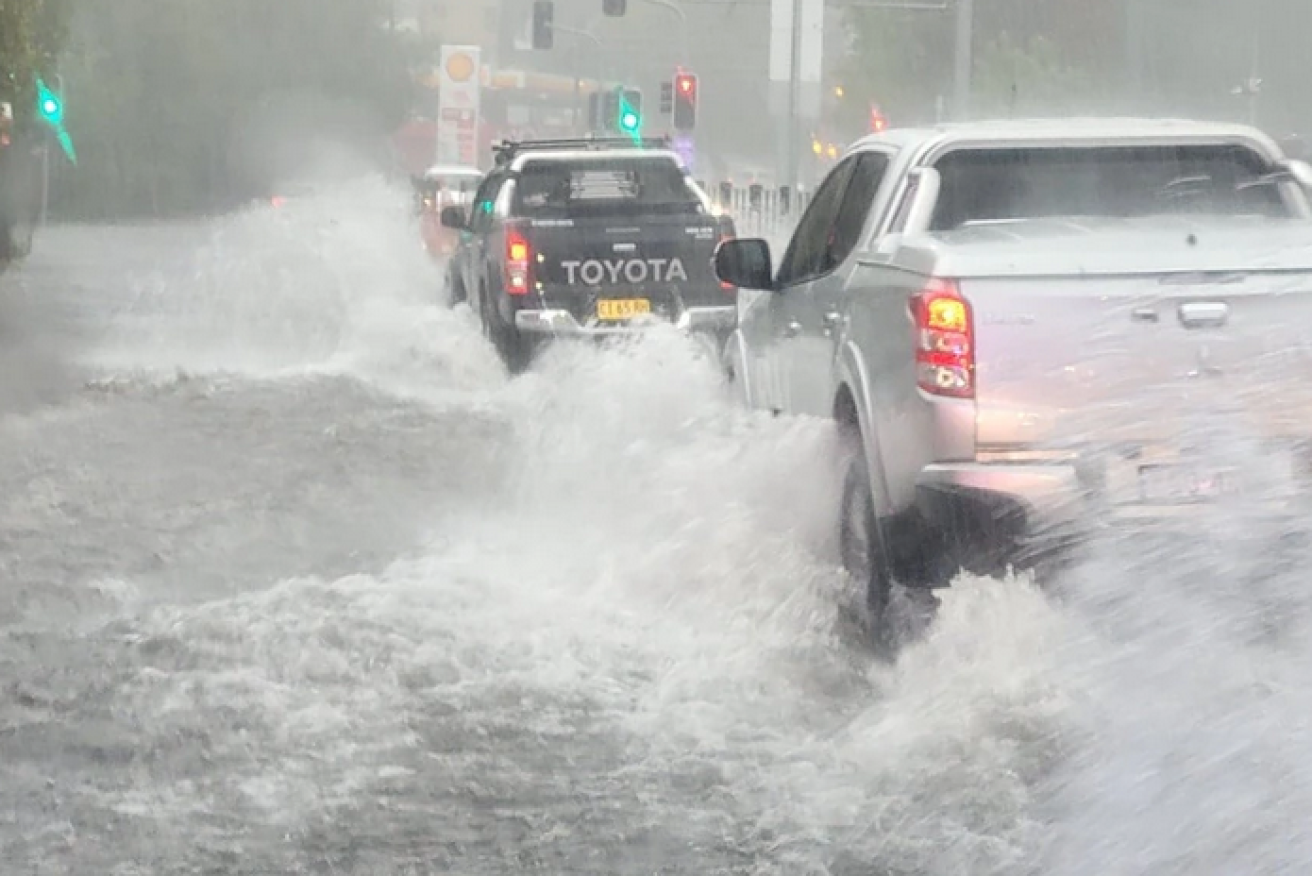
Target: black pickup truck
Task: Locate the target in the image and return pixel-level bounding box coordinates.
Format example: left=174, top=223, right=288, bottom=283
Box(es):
left=441, top=138, right=737, bottom=372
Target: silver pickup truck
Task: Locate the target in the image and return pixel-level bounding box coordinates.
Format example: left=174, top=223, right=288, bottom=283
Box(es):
left=713, top=118, right=1312, bottom=648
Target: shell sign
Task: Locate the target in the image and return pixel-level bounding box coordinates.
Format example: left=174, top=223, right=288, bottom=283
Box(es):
left=444, top=50, right=476, bottom=84
left=437, top=45, right=482, bottom=165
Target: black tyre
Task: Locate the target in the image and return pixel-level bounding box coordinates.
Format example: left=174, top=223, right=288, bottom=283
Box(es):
left=446, top=273, right=466, bottom=307
left=838, top=427, right=897, bottom=656
left=480, top=289, right=534, bottom=374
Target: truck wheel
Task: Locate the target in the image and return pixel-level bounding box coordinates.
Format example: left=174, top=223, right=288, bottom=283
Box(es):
left=446, top=274, right=466, bottom=308
left=499, top=330, right=534, bottom=375
left=838, top=427, right=897, bottom=657
left=480, top=289, right=533, bottom=374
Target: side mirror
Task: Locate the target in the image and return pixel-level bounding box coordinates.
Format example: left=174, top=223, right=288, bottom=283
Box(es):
left=714, top=238, right=774, bottom=291
left=440, top=205, right=467, bottom=230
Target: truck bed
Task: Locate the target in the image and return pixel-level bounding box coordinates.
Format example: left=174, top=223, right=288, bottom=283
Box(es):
left=910, top=216, right=1312, bottom=504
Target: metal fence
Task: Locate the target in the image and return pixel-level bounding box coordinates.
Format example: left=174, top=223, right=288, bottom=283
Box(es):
left=695, top=180, right=813, bottom=242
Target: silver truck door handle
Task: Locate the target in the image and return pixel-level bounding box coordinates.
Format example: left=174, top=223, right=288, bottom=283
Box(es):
left=783, top=320, right=803, bottom=337
left=1178, top=300, right=1229, bottom=329
left=822, top=311, right=844, bottom=337
left=1131, top=307, right=1159, bottom=323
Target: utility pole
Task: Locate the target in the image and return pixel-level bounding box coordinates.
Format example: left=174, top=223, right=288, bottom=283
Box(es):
left=785, top=0, right=803, bottom=190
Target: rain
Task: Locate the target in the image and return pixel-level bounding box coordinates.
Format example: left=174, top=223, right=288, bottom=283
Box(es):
left=3, top=1, right=1312, bottom=873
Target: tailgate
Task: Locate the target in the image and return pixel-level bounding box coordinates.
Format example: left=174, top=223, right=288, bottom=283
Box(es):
left=527, top=215, right=729, bottom=323
left=965, top=269, right=1312, bottom=501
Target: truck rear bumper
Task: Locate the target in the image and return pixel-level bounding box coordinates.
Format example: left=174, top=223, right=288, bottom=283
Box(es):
left=515, top=305, right=736, bottom=337
left=916, top=460, right=1306, bottom=559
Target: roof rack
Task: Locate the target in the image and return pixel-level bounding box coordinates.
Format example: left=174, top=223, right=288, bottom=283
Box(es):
left=491, top=135, right=674, bottom=166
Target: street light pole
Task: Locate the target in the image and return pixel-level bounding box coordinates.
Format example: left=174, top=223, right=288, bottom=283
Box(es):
left=554, top=25, right=607, bottom=133
left=785, top=0, right=803, bottom=190
left=639, top=0, right=691, bottom=64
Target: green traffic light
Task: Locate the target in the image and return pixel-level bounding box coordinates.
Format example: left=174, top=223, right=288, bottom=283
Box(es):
left=616, top=91, right=641, bottom=137
left=33, top=76, right=76, bottom=164
left=35, top=78, right=63, bottom=125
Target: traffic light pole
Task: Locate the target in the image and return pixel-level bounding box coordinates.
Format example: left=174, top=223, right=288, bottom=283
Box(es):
left=554, top=25, right=607, bottom=133
left=40, top=142, right=49, bottom=227
left=40, top=73, right=65, bottom=227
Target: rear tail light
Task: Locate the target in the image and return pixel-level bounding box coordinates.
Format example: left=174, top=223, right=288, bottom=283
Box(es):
left=504, top=226, right=531, bottom=295
left=912, top=277, right=974, bottom=398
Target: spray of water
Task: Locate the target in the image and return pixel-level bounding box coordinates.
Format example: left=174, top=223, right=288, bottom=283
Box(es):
left=12, top=174, right=1312, bottom=873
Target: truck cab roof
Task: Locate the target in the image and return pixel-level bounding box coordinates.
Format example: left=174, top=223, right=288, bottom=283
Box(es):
left=504, top=148, right=686, bottom=174
left=491, top=137, right=687, bottom=175
left=848, top=117, right=1287, bottom=162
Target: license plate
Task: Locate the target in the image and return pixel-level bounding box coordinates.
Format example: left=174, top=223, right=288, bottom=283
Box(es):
left=1138, top=464, right=1240, bottom=503
left=597, top=299, right=651, bottom=321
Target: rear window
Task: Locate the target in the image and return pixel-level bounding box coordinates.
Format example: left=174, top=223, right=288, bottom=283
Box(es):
left=511, top=157, right=705, bottom=219
left=428, top=175, right=481, bottom=192
left=421, top=175, right=481, bottom=201
left=929, top=144, right=1290, bottom=231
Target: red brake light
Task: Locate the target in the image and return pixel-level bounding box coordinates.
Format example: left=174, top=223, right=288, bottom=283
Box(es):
left=912, top=278, right=974, bottom=398
left=504, top=227, right=531, bottom=295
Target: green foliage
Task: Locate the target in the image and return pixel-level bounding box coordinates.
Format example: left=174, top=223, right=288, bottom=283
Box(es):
left=836, top=1, right=1123, bottom=130
left=973, top=32, right=1113, bottom=118
left=49, top=0, right=412, bottom=219
left=837, top=8, right=953, bottom=128
left=0, top=0, right=70, bottom=117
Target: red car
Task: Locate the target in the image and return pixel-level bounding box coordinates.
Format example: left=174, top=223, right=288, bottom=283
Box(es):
left=416, top=164, right=483, bottom=258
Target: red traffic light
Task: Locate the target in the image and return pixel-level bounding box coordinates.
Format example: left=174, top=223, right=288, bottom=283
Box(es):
left=672, top=72, right=698, bottom=131
left=869, top=104, right=887, bottom=133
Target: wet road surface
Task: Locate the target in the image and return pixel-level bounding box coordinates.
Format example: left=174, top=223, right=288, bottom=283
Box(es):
left=1, top=181, right=1310, bottom=875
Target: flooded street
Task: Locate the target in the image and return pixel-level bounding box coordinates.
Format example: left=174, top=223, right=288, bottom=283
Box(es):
left=1, top=181, right=1310, bottom=875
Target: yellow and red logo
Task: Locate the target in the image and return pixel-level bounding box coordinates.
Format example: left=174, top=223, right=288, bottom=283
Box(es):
left=445, top=52, right=476, bottom=83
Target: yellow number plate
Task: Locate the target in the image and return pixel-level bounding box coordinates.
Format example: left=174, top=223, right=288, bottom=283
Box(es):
left=597, top=299, right=651, bottom=321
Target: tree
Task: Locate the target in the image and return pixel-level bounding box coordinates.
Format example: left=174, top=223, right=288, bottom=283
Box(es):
left=838, top=8, right=954, bottom=128
left=972, top=32, right=1114, bottom=118
left=0, top=0, right=70, bottom=117
left=838, top=0, right=1125, bottom=127
left=49, top=0, right=412, bottom=219
left=0, top=0, right=69, bottom=268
